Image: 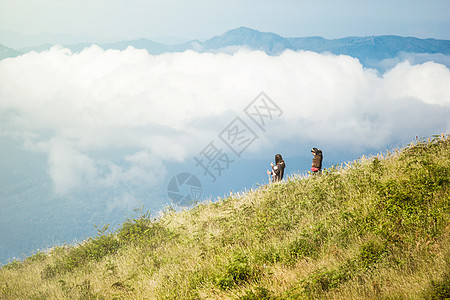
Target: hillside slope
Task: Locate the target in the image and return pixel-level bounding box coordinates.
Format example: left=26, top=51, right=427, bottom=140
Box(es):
left=1, top=135, right=449, bottom=299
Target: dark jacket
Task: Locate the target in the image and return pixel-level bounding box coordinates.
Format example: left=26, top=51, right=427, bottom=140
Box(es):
left=312, top=150, right=323, bottom=170
left=271, top=160, right=285, bottom=182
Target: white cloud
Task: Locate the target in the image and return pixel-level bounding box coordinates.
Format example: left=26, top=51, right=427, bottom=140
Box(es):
left=0, top=46, right=449, bottom=193
left=47, top=138, right=98, bottom=193
left=376, top=52, right=450, bottom=73
left=383, top=61, right=450, bottom=106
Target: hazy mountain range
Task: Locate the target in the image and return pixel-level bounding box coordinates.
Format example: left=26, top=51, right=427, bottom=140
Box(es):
left=1, top=27, right=449, bottom=70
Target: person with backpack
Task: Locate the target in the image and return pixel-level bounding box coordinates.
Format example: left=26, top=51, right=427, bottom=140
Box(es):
left=267, top=153, right=286, bottom=182
left=311, top=148, right=323, bottom=173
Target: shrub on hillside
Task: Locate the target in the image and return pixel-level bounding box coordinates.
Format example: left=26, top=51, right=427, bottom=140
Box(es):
left=116, top=209, right=176, bottom=248
left=42, top=225, right=120, bottom=278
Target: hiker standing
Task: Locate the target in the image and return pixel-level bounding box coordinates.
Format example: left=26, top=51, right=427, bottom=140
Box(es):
left=267, top=154, right=286, bottom=182
left=311, top=148, right=323, bottom=174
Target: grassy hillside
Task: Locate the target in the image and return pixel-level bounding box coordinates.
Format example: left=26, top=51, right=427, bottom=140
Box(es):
left=1, top=135, right=449, bottom=299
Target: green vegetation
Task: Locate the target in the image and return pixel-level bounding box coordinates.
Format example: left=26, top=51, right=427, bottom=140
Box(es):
left=1, top=135, right=449, bottom=299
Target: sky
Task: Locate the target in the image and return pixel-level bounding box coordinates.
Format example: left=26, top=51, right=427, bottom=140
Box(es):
left=1, top=0, right=450, bottom=264
left=0, top=0, right=449, bottom=44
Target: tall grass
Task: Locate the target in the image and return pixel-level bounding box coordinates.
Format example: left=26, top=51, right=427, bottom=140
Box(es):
left=1, top=135, right=449, bottom=299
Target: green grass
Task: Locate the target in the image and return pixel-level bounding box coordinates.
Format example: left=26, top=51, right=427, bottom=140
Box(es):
left=1, top=134, right=449, bottom=299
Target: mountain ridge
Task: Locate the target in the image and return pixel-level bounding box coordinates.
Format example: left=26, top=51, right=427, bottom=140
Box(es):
left=0, top=43, right=22, bottom=60
left=3, top=27, right=450, bottom=70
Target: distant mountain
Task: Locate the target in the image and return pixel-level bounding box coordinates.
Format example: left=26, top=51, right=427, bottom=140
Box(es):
left=288, top=35, right=450, bottom=65
left=0, top=43, right=22, bottom=60
left=2, top=27, right=450, bottom=70
left=202, top=27, right=293, bottom=54
left=34, top=39, right=172, bottom=54
left=0, top=29, right=105, bottom=49
left=18, top=43, right=56, bottom=53
left=150, top=35, right=191, bottom=45
left=18, top=39, right=180, bottom=56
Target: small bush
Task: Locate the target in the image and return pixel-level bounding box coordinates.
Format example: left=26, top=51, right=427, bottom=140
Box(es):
left=42, top=225, right=120, bottom=278
left=301, top=260, right=356, bottom=295
left=117, top=210, right=176, bottom=249
left=423, top=272, right=450, bottom=299
left=3, top=260, right=22, bottom=270
left=357, top=240, right=387, bottom=270
left=25, top=252, right=47, bottom=263
left=285, top=237, right=317, bottom=264
left=255, top=246, right=282, bottom=265
left=41, top=264, right=59, bottom=279
left=59, top=279, right=104, bottom=299
left=216, top=253, right=255, bottom=290
left=241, top=286, right=276, bottom=300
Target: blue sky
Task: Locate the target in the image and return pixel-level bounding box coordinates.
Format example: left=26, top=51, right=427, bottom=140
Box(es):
left=0, top=0, right=449, bottom=41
